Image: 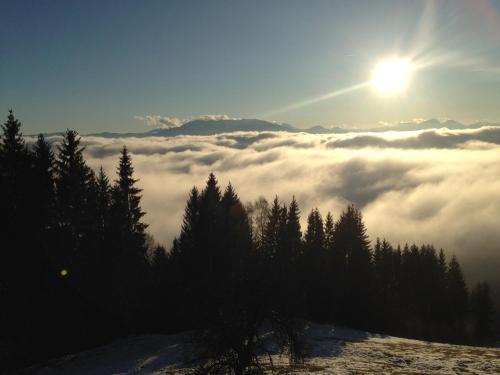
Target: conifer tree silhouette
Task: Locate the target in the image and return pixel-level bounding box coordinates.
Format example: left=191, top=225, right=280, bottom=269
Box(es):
left=262, top=196, right=281, bottom=260
left=96, top=167, right=111, bottom=238
left=55, top=130, right=95, bottom=246
left=304, top=208, right=329, bottom=321
left=107, top=146, right=149, bottom=328
left=33, top=134, right=55, bottom=226
left=333, top=205, right=373, bottom=328
left=447, top=255, right=468, bottom=340
left=470, top=282, right=495, bottom=343
left=0, top=110, right=34, bottom=349
left=111, top=146, right=147, bottom=244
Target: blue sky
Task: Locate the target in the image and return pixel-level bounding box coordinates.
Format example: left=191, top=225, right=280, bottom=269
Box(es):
left=2, top=0, right=500, bottom=133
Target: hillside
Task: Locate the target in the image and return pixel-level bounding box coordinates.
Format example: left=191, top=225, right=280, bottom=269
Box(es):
left=17, top=323, right=500, bottom=374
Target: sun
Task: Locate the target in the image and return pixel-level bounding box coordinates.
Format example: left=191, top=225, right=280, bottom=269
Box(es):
left=372, top=57, right=413, bottom=94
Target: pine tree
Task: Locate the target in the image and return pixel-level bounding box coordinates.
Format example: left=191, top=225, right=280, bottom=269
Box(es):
left=0, top=110, right=37, bottom=277
left=323, top=211, right=336, bottom=320
left=178, top=186, right=201, bottom=270
left=373, top=238, right=397, bottom=331
left=0, top=109, right=30, bottom=216
left=332, top=204, right=373, bottom=327
left=199, top=172, right=221, bottom=283
left=305, top=209, right=324, bottom=252
left=33, top=134, right=55, bottom=223
left=31, top=134, right=57, bottom=308
left=447, top=255, right=468, bottom=340
left=0, top=110, right=36, bottom=346
left=181, top=187, right=201, bottom=240
left=303, top=208, right=327, bottom=320
left=93, top=166, right=112, bottom=286
left=110, top=146, right=148, bottom=251
left=276, top=203, right=288, bottom=267
left=151, top=245, right=169, bottom=296
left=392, top=244, right=403, bottom=330
left=324, top=212, right=334, bottom=253
left=286, top=197, right=302, bottom=262
left=111, top=146, right=147, bottom=243
left=174, top=186, right=203, bottom=327
left=96, top=167, right=111, bottom=238
left=373, top=238, right=382, bottom=274
left=262, top=196, right=282, bottom=260
left=1, top=109, right=26, bottom=160
left=438, top=249, right=448, bottom=281
left=431, top=248, right=449, bottom=339
left=107, top=146, right=149, bottom=328
left=260, top=196, right=293, bottom=315
left=219, top=182, right=252, bottom=278
left=470, top=282, right=495, bottom=343
left=55, top=130, right=95, bottom=239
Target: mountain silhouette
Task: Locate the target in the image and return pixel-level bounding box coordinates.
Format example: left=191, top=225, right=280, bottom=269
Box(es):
left=85, top=118, right=500, bottom=138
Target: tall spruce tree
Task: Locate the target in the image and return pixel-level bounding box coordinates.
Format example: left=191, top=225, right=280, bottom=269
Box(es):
left=0, top=110, right=27, bottom=168
left=435, top=249, right=449, bottom=336
left=447, top=255, right=468, bottom=340
left=276, top=203, right=288, bottom=271
left=0, top=110, right=31, bottom=221
left=262, top=196, right=282, bottom=261
left=111, top=146, right=147, bottom=246
left=286, top=197, right=302, bottom=262
left=0, top=110, right=36, bottom=346
left=323, top=211, right=336, bottom=321
left=324, top=212, right=334, bottom=253
left=178, top=186, right=201, bottom=270
left=219, top=182, right=253, bottom=280
left=55, top=130, right=95, bottom=244
left=107, top=146, right=148, bottom=328
left=305, top=209, right=324, bottom=251
left=333, top=204, right=373, bottom=327
left=304, top=208, right=329, bottom=321
left=95, top=167, right=111, bottom=241
left=199, top=172, right=221, bottom=284
left=470, top=282, right=495, bottom=343
left=0, top=109, right=30, bottom=228
left=33, top=134, right=55, bottom=227
left=174, top=187, right=202, bottom=327
left=372, top=238, right=397, bottom=331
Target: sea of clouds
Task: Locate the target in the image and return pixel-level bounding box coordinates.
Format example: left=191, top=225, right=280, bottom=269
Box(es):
left=37, top=126, right=500, bottom=289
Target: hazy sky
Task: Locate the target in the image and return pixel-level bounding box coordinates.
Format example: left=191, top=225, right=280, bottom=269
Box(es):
left=2, top=0, right=500, bottom=133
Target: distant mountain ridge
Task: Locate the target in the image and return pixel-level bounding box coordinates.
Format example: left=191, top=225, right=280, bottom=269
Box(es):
left=86, top=118, right=500, bottom=138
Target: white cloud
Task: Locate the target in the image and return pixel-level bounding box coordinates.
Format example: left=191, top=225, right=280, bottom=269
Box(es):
left=195, top=114, right=240, bottom=122
left=31, top=127, right=500, bottom=293
left=378, top=118, right=426, bottom=127
left=133, top=115, right=185, bottom=129
left=134, top=114, right=241, bottom=128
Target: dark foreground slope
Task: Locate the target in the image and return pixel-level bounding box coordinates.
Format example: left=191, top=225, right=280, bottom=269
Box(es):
left=17, top=323, right=500, bottom=374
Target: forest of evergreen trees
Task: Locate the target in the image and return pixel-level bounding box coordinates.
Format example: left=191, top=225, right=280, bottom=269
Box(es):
left=0, top=110, right=496, bottom=372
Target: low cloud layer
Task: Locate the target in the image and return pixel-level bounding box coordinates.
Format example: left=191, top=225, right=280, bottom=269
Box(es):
left=35, top=127, right=500, bottom=292
left=134, top=114, right=240, bottom=128
left=327, top=126, right=500, bottom=149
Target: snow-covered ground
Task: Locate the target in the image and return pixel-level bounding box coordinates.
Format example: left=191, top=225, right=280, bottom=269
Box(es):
left=17, top=323, right=500, bottom=374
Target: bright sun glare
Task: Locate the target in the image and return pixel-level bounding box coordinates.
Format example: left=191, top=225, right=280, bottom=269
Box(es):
left=372, top=57, right=413, bottom=94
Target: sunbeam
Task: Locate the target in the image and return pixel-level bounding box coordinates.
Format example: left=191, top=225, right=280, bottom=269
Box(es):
left=262, top=81, right=372, bottom=117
